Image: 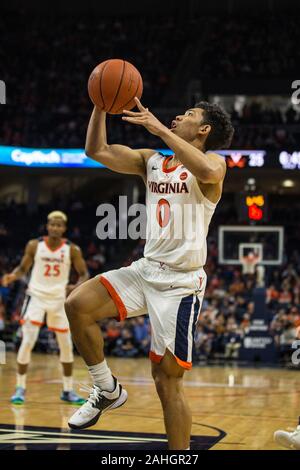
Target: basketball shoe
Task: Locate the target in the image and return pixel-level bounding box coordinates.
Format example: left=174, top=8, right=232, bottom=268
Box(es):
left=274, top=419, right=300, bottom=449
left=11, top=387, right=25, bottom=405
left=68, top=376, right=127, bottom=429
left=60, top=390, right=86, bottom=405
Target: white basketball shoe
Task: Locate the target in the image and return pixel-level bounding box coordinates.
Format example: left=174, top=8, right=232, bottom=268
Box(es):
left=274, top=420, right=300, bottom=450
left=68, top=376, right=128, bottom=430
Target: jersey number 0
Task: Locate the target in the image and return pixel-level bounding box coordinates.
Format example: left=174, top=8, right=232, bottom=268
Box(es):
left=156, top=199, right=170, bottom=227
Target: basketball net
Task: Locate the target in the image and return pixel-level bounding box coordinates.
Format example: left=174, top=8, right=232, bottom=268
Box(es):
left=241, top=253, right=259, bottom=274
left=241, top=253, right=265, bottom=287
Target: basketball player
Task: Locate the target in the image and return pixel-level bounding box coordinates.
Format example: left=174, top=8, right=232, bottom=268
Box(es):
left=66, top=98, right=234, bottom=450
left=2, top=211, right=89, bottom=405
left=274, top=327, right=300, bottom=449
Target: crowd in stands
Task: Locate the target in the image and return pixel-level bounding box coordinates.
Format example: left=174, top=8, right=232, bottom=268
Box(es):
left=0, top=10, right=299, bottom=150
left=230, top=103, right=300, bottom=151
left=0, top=11, right=185, bottom=147
left=196, top=15, right=299, bottom=79
left=1, top=196, right=300, bottom=365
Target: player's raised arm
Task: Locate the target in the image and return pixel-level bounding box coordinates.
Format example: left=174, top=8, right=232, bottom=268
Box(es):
left=2, top=239, right=38, bottom=286
left=85, top=107, right=154, bottom=177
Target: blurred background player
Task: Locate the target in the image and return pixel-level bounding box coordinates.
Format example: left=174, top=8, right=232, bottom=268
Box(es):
left=2, top=211, right=89, bottom=405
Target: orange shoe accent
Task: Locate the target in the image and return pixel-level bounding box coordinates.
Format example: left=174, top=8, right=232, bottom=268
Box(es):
left=149, top=350, right=192, bottom=370
left=99, top=275, right=127, bottom=322
left=48, top=326, right=69, bottom=333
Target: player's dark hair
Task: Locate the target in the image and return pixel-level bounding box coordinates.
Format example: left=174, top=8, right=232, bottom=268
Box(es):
left=194, top=101, right=234, bottom=151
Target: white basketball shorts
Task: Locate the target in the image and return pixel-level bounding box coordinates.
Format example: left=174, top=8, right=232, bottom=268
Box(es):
left=99, top=257, right=207, bottom=370
left=20, top=294, right=69, bottom=332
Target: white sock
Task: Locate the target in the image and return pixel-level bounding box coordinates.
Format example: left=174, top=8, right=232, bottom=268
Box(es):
left=185, top=447, right=190, bottom=450
left=88, top=360, right=115, bottom=391
left=62, top=376, right=73, bottom=392
left=17, top=373, right=26, bottom=389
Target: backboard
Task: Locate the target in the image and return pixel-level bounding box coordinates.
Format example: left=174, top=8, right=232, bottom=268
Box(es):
left=218, top=225, right=284, bottom=266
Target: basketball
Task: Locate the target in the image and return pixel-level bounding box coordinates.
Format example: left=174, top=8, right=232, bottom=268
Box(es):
left=88, top=59, right=143, bottom=114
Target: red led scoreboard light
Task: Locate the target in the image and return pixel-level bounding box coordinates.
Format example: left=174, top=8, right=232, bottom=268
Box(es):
left=246, top=195, right=265, bottom=221
left=237, top=193, right=268, bottom=223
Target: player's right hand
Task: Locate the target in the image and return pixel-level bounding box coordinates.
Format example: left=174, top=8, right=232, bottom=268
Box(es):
left=2, top=273, right=17, bottom=287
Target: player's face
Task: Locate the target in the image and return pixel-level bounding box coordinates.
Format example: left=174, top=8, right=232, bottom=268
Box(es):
left=47, top=218, right=66, bottom=239
left=170, top=108, right=209, bottom=143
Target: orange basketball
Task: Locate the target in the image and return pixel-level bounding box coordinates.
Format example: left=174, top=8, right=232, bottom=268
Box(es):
left=88, top=59, right=143, bottom=115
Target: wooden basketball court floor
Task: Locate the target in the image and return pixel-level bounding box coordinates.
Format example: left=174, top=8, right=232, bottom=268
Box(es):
left=1, top=352, right=299, bottom=450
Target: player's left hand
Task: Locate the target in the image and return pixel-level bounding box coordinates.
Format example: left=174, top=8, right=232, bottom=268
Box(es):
left=122, top=97, right=167, bottom=136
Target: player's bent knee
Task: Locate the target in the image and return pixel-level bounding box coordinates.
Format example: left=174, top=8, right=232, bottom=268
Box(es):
left=65, top=278, right=115, bottom=323
left=64, top=291, right=84, bottom=322
left=159, top=349, right=186, bottom=378
left=152, top=350, right=186, bottom=405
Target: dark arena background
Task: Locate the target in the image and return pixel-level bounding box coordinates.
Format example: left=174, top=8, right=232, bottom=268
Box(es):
left=1, top=0, right=300, bottom=456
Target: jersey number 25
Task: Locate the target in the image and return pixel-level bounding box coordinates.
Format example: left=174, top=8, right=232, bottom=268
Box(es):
left=44, top=264, right=61, bottom=277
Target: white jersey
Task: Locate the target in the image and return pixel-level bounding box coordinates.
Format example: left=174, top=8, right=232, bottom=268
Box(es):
left=27, top=237, right=71, bottom=300
left=144, top=152, right=219, bottom=271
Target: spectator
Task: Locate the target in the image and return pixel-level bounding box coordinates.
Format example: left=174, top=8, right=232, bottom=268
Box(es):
left=279, top=321, right=297, bottom=361
left=103, top=320, right=121, bottom=355
left=132, top=317, right=151, bottom=356
left=113, top=327, right=139, bottom=358
left=223, top=322, right=242, bottom=359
